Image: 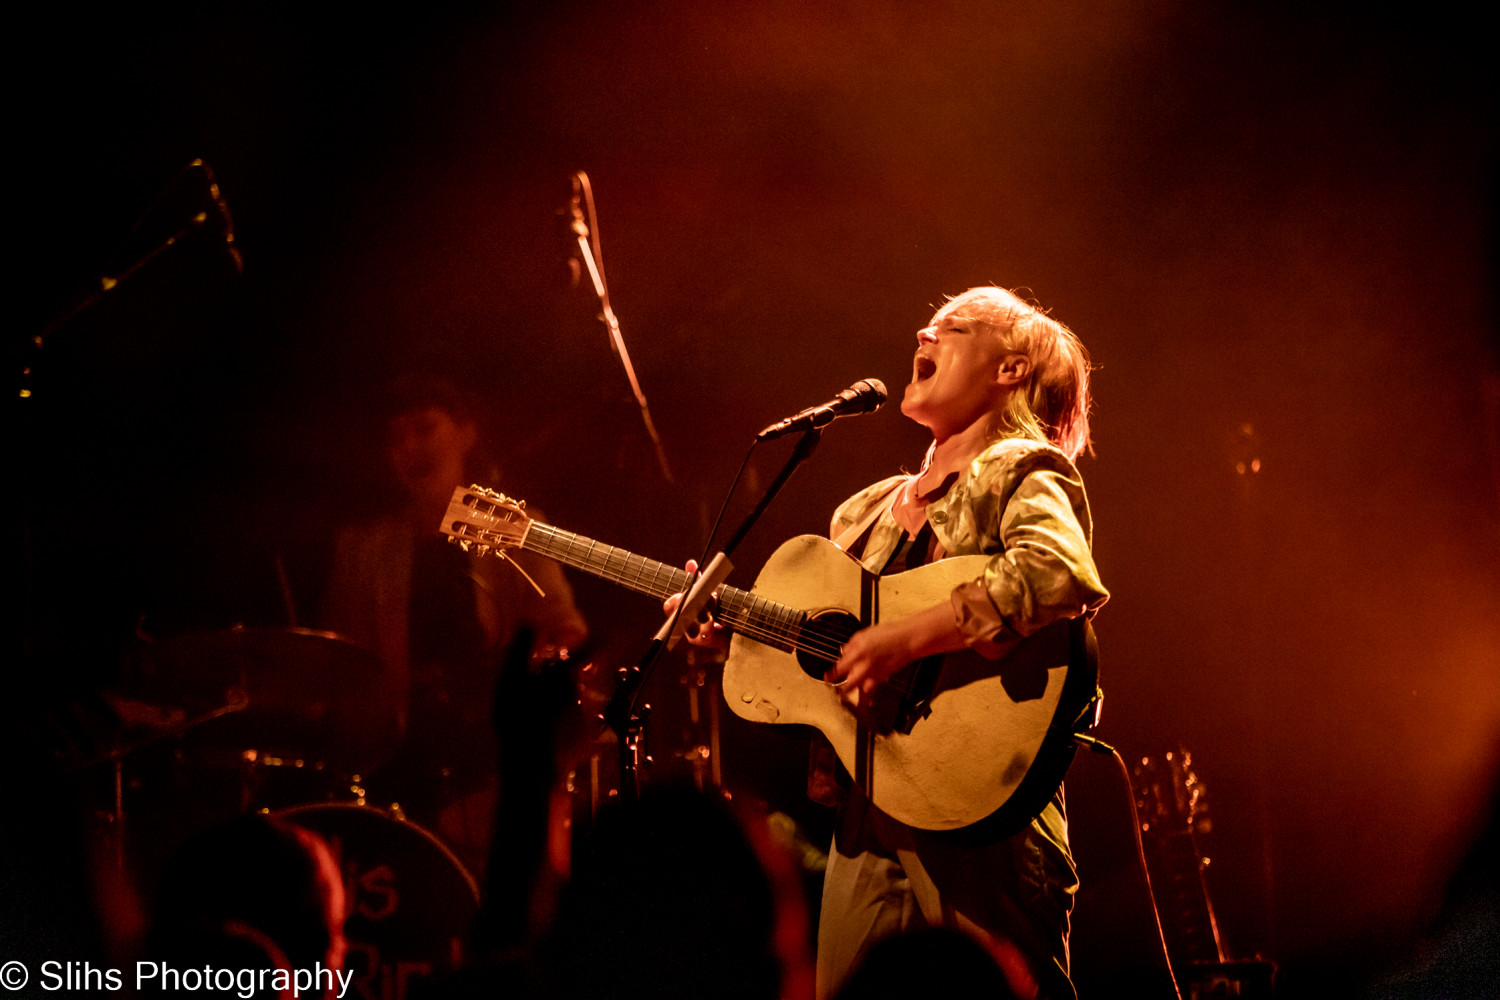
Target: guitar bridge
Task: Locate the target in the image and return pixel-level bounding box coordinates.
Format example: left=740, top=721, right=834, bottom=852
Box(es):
left=893, top=696, right=933, bottom=735
left=890, top=655, right=943, bottom=735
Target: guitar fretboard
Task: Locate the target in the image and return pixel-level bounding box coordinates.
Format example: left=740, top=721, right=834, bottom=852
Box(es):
left=523, top=522, right=848, bottom=660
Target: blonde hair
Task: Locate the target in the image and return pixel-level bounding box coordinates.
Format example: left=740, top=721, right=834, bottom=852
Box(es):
left=935, top=286, right=1094, bottom=460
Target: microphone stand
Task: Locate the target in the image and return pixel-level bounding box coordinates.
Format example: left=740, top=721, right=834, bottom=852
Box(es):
left=29, top=213, right=216, bottom=366
left=602, top=427, right=823, bottom=803
left=19, top=161, right=239, bottom=667
left=722, top=426, right=823, bottom=557
left=603, top=553, right=730, bottom=804
left=568, top=171, right=674, bottom=484
left=24, top=158, right=239, bottom=389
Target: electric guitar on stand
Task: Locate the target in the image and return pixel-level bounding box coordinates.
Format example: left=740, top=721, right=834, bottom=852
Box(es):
left=1134, top=747, right=1277, bottom=997
left=1134, top=748, right=1226, bottom=971
left=440, top=484, right=1099, bottom=835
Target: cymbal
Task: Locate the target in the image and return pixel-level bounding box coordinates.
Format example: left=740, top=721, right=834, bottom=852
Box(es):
left=73, top=692, right=250, bottom=769
left=140, top=625, right=395, bottom=773
left=147, top=625, right=378, bottom=694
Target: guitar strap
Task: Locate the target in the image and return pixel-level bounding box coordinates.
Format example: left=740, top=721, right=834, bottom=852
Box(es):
left=835, top=476, right=936, bottom=803
left=831, top=477, right=909, bottom=560
left=854, top=566, right=879, bottom=801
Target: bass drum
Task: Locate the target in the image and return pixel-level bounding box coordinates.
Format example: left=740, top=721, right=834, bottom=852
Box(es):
left=278, top=804, right=480, bottom=1000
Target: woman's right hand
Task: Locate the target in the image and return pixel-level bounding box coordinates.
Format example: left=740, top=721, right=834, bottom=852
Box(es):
left=662, top=560, right=731, bottom=652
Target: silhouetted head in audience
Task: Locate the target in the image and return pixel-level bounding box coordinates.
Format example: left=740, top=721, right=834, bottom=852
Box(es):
left=148, top=814, right=346, bottom=995
left=835, top=926, right=1019, bottom=1000
left=544, top=784, right=807, bottom=1000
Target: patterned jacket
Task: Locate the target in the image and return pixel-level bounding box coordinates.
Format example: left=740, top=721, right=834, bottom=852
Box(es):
left=830, top=437, right=1108, bottom=658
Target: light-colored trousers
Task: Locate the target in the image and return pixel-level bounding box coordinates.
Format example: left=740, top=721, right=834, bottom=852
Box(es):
left=815, top=790, right=1078, bottom=1000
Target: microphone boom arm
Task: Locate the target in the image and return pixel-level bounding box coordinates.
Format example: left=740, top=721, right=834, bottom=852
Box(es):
left=569, top=171, right=675, bottom=484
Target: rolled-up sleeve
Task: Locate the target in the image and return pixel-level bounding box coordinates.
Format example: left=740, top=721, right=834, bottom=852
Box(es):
left=948, top=448, right=1109, bottom=659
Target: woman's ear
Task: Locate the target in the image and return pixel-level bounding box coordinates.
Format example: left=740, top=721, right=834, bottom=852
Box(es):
left=997, top=353, right=1031, bottom=387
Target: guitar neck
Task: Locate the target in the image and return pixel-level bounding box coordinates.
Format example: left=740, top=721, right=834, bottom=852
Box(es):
left=521, top=522, right=805, bottom=646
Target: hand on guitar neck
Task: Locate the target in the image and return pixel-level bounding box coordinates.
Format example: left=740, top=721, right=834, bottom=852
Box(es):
left=666, top=561, right=970, bottom=707
left=662, top=560, right=730, bottom=652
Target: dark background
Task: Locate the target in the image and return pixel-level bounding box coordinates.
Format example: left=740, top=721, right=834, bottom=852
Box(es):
left=13, top=2, right=1497, bottom=995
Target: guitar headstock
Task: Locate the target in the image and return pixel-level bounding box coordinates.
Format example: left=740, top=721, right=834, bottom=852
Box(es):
left=1134, top=746, right=1210, bottom=836
left=440, top=485, right=531, bottom=556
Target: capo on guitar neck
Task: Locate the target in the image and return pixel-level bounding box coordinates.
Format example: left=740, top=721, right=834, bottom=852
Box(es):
left=657, top=552, right=733, bottom=651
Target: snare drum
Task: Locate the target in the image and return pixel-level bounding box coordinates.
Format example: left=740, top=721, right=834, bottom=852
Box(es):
left=278, top=804, right=480, bottom=1000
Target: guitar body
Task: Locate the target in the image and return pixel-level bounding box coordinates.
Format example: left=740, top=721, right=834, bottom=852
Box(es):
left=722, top=535, right=1094, bottom=834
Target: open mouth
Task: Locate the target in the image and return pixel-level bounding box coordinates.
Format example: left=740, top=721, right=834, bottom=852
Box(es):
left=913, top=356, right=937, bottom=382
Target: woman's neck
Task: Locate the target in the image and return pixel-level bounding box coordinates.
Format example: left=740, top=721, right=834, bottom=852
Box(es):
left=916, top=413, right=1005, bottom=494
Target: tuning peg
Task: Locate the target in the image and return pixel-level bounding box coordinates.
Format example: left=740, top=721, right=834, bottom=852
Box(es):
left=458, top=540, right=473, bottom=552
left=476, top=544, right=491, bottom=556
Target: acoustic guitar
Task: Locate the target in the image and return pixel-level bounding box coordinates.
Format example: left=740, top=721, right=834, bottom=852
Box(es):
left=440, top=484, right=1098, bottom=834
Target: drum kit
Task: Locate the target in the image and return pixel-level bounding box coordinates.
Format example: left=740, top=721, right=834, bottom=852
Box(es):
left=73, top=612, right=710, bottom=1000
left=97, top=625, right=483, bottom=1000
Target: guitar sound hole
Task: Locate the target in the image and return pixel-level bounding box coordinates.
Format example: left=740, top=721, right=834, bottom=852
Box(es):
left=796, top=610, right=861, bottom=680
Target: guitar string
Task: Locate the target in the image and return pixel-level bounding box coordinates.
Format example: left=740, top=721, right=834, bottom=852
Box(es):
left=455, top=515, right=926, bottom=691
left=452, top=513, right=926, bottom=693
left=521, top=522, right=861, bottom=660
left=536, top=526, right=931, bottom=697
left=453, top=517, right=858, bottom=661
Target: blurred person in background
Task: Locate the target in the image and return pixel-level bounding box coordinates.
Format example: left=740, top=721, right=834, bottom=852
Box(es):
left=321, top=375, right=587, bottom=870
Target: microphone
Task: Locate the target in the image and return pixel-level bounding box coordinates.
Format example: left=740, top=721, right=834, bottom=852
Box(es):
left=757, top=379, right=888, bottom=440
